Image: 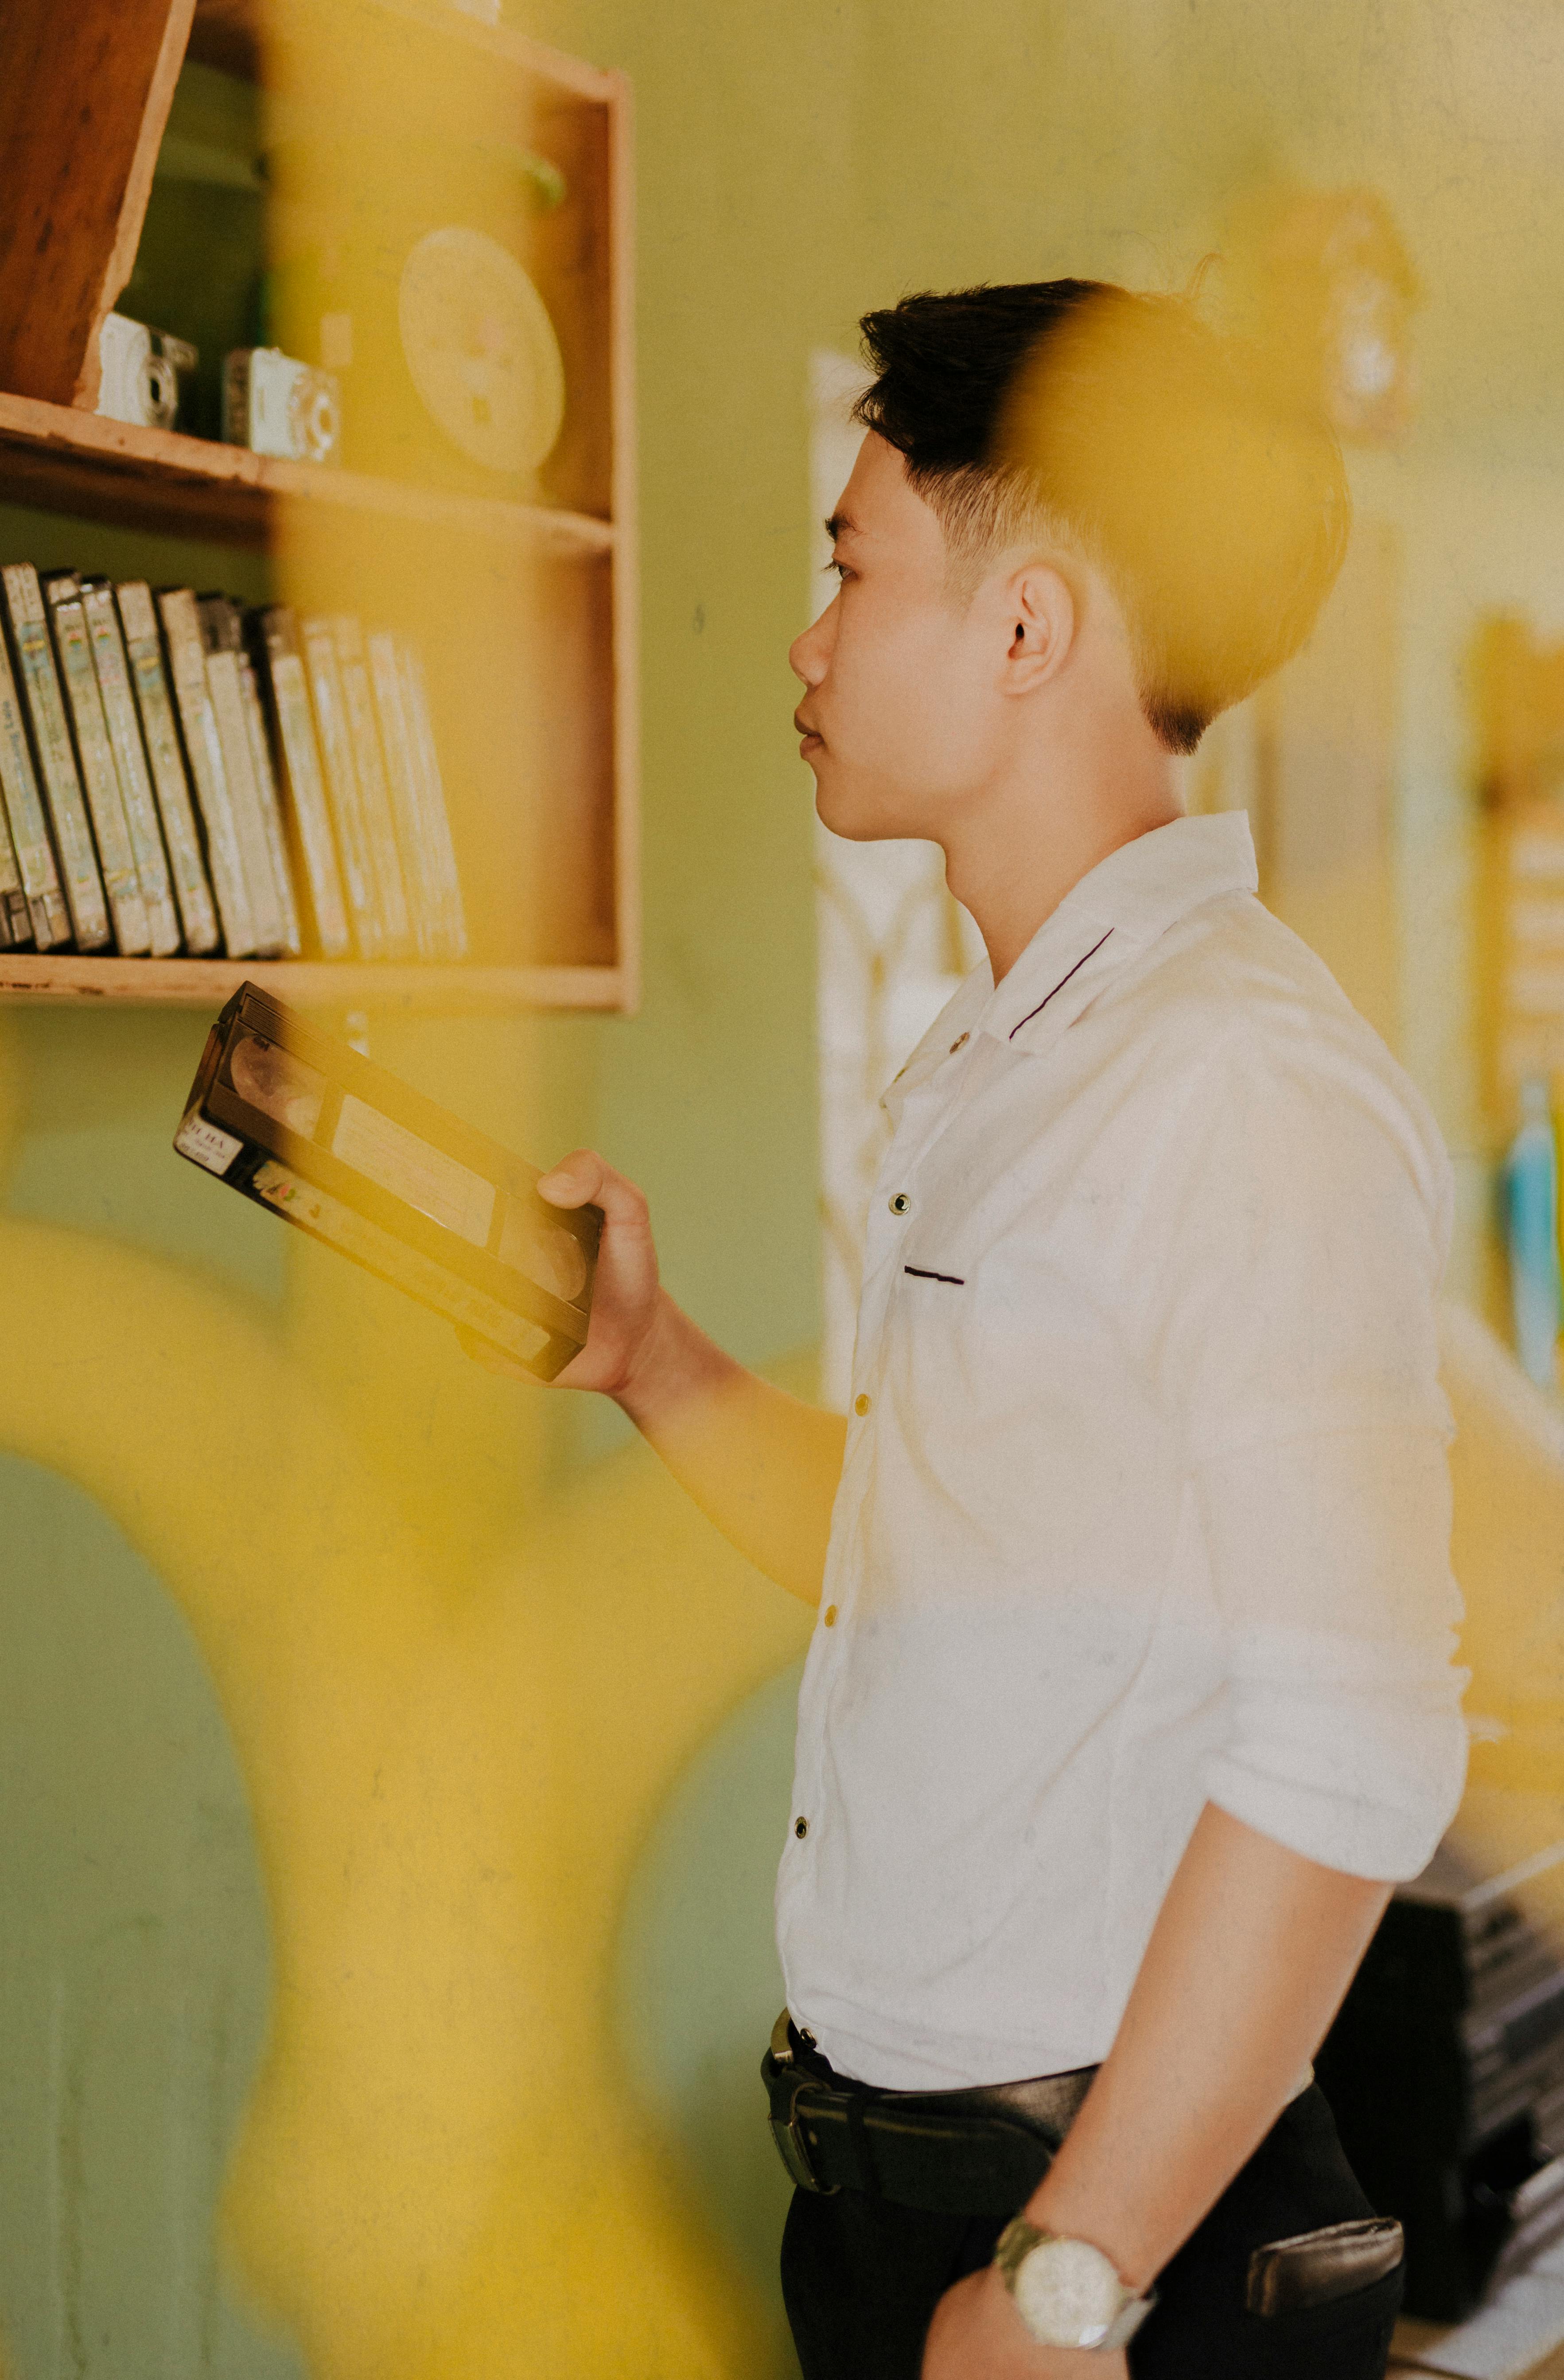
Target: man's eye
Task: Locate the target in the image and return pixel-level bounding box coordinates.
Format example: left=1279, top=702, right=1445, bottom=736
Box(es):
left=825, top=559, right=850, bottom=581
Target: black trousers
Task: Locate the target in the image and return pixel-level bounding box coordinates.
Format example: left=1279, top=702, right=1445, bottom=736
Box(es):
left=780, top=2082, right=1403, bottom=2379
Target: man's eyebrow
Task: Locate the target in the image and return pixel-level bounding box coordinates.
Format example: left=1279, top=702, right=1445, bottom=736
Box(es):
left=824, top=512, right=860, bottom=542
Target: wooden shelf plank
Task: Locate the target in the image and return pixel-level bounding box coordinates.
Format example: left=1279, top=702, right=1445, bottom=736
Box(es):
left=0, top=392, right=617, bottom=554
left=0, top=955, right=628, bottom=1012
left=189, top=0, right=618, bottom=101
left=356, top=0, right=617, bottom=98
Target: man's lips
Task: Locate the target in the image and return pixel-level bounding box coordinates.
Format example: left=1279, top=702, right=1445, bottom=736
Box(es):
left=795, top=713, right=824, bottom=753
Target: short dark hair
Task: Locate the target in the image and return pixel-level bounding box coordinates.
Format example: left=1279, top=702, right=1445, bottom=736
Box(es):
left=853, top=280, right=1349, bottom=753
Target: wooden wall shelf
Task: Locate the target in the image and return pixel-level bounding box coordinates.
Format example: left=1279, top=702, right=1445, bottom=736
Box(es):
left=0, top=392, right=617, bottom=554
left=0, top=954, right=626, bottom=1011
left=0, top=0, right=638, bottom=1013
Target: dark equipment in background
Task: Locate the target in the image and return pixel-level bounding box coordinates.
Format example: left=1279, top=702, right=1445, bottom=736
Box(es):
left=1316, top=1786, right=1564, bottom=2322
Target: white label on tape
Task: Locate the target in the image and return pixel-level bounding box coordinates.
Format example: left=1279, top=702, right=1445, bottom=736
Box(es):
left=331, top=1094, right=495, bottom=1246
left=176, top=1111, right=243, bottom=1176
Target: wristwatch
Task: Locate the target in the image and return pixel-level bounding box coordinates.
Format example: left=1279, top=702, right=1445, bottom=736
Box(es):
left=993, top=2217, right=1156, bottom=2352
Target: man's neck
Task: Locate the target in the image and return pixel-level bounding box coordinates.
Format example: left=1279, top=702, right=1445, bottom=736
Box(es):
left=946, top=732, right=1184, bottom=985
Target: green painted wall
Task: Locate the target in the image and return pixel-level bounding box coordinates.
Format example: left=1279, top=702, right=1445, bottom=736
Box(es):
left=0, top=1457, right=300, bottom=2380
left=5, top=2, right=1564, bottom=2372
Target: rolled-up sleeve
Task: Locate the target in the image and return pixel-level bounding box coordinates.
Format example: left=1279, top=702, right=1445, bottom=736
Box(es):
left=1137, top=1017, right=1470, bottom=1879
left=1195, top=1424, right=1468, bottom=1875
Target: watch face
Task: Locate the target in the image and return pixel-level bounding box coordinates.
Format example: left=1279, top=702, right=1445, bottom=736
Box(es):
left=1015, top=2236, right=1125, bottom=2349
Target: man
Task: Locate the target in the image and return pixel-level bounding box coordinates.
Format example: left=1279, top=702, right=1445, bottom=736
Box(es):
left=472, top=282, right=1469, bottom=2376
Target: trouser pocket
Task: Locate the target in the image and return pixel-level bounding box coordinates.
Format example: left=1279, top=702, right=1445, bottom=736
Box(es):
left=1235, top=2262, right=1404, bottom=2380
left=1130, top=2088, right=1402, bottom=2378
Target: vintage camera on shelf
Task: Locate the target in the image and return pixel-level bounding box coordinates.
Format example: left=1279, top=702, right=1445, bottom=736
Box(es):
left=95, top=314, right=198, bottom=431
left=222, top=347, right=342, bottom=466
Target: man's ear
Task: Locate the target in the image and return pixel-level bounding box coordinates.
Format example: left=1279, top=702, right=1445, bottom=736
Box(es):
left=999, top=561, right=1075, bottom=693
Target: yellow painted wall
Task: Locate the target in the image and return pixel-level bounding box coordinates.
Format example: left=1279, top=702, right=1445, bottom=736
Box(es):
left=7, top=4, right=1564, bottom=2375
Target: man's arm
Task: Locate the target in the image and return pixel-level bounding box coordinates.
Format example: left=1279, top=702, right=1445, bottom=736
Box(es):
left=465, top=1149, right=845, bottom=1605
left=922, top=1803, right=1392, bottom=2377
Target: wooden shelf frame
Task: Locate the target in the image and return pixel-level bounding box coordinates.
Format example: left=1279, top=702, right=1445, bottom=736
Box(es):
left=0, top=391, right=618, bottom=554
left=0, top=954, right=627, bottom=1011
left=0, top=0, right=639, bottom=1015
left=187, top=0, right=621, bottom=102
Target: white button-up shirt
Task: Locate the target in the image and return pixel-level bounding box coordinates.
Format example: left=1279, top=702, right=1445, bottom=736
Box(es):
left=778, top=812, right=1469, bottom=2092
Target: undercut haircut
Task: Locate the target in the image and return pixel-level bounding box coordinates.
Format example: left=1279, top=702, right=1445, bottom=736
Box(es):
left=853, top=280, right=1350, bottom=754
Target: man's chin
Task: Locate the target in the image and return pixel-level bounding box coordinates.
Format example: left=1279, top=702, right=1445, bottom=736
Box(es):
left=813, top=774, right=916, bottom=845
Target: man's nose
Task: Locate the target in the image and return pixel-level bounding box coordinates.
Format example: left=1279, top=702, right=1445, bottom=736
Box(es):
left=790, top=596, right=836, bottom=686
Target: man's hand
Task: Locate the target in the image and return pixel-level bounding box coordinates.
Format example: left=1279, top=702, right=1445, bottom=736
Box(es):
left=459, top=1147, right=665, bottom=1396
left=921, top=2266, right=1128, bottom=2380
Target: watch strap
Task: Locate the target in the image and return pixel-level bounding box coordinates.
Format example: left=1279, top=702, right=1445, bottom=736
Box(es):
left=1096, top=2288, right=1157, bottom=2349
left=993, top=2214, right=1042, bottom=2289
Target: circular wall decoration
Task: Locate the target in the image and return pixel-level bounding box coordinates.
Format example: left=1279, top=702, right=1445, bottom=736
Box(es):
left=397, top=226, right=565, bottom=475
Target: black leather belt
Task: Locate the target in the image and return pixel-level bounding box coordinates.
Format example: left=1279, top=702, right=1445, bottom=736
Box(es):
left=761, top=2010, right=1096, bottom=2217
left=762, top=2010, right=1406, bottom=2317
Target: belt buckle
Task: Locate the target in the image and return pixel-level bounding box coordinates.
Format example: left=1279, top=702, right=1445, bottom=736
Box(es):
left=764, top=2010, right=840, bottom=2195
left=765, top=2075, right=841, bottom=2196
left=770, top=2101, right=840, bottom=2194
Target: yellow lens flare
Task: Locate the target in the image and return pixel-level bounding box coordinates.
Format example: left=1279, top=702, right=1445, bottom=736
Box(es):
left=0, top=1086, right=810, bottom=2373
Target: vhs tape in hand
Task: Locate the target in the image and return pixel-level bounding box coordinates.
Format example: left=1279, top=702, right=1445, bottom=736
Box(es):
left=174, top=982, right=599, bottom=1379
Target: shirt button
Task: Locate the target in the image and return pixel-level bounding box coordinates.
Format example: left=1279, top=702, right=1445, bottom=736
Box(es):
left=795, top=1816, right=809, bottom=1839
left=854, top=1392, right=871, bottom=1416
left=889, top=1192, right=911, bottom=1215
left=823, top=1604, right=838, bottom=1627
left=949, top=1032, right=969, bottom=1053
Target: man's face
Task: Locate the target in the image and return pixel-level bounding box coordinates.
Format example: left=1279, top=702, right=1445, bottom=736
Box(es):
left=790, top=433, right=1007, bottom=842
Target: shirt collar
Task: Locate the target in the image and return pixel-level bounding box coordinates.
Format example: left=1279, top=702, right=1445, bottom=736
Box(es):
left=882, top=812, right=1258, bottom=1116
left=981, top=810, right=1257, bottom=1047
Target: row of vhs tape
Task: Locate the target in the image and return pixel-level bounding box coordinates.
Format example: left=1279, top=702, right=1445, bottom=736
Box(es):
left=0, top=563, right=468, bottom=963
